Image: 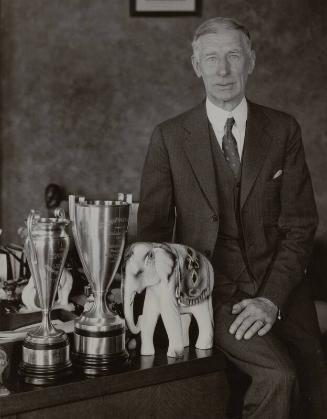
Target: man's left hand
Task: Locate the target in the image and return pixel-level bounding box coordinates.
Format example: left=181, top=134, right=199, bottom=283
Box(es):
left=229, top=297, right=278, bottom=340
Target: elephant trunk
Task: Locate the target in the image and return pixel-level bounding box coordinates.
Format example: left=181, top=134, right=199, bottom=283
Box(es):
left=123, top=284, right=141, bottom=335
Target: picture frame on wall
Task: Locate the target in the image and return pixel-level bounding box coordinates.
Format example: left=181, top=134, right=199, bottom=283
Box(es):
left=130, top=0, right=202, bottom=17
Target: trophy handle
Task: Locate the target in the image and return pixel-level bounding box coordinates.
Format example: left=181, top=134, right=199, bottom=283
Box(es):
left=26, top=210, right=43, bottom=298
left=68, top=195, right=92, bottom=289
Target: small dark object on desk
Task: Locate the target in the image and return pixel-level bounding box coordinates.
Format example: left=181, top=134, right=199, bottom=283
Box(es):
left=0, top=300, right=20, bottom=316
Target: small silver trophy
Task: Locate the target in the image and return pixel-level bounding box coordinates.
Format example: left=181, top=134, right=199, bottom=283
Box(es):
left=19, top=209, right=71, bottom=384
left=69, top=195, right=130, bottom=375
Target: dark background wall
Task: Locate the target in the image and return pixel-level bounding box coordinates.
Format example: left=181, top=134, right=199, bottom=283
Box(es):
left=0, top=0, right=326, bottom=243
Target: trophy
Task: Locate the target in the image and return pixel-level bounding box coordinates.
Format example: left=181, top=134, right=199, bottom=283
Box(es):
left=69, top=195, right=130, bottom=375
left=19, top=209, right=71, bottom=385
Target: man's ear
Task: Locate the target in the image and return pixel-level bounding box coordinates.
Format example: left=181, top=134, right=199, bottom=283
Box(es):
left=248, top=49, right=256, bottom=75
left=191, top=55, right=202, bottom=78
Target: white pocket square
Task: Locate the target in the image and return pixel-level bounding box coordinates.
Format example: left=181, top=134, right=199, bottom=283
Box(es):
left=273, top=169, right=283, bottom=180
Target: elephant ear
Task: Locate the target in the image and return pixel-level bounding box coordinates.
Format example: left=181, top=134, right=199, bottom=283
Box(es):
left=152, top=244, right=176, bottom=283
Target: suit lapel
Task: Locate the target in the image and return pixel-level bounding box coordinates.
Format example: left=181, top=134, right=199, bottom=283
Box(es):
left=240, top=102, right=272, bottom=208
left=182, top=102, right=219, bottom=213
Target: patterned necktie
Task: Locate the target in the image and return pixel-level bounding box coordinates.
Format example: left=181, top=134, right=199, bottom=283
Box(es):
left=222, top=117, right=241, bottom=178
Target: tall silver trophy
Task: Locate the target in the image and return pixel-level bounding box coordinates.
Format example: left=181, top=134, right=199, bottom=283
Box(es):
left=69, top=195, right=130, bottom=374
left=20, top=209, right=71, bottom=385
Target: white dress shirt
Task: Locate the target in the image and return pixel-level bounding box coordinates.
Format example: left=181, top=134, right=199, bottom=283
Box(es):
left=206, top=97, right=248, bottom=159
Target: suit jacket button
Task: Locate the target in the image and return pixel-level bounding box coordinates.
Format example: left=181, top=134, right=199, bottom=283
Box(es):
left=211, top=214, right=218, bottom=222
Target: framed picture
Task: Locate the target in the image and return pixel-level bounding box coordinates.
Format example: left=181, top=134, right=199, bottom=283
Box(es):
left=130, top=0, right=202, bottom=17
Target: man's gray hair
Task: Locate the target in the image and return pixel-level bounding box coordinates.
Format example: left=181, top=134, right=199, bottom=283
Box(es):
left=192, top=17, right=252, bottom=57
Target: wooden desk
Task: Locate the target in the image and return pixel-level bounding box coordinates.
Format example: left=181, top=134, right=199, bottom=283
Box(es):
left=0, top=342, right=229, bottom=419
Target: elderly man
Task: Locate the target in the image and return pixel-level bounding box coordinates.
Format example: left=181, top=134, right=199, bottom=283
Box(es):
left=137, top=17, right=327, bottom=418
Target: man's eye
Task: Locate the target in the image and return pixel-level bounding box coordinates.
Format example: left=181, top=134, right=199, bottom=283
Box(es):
left=229, top=54, right=240, bottom=60
left=206, top=56, right=217, bottom=63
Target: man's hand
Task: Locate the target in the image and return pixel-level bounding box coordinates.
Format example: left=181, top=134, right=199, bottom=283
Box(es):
left=229, top=297, right=278, bottom=340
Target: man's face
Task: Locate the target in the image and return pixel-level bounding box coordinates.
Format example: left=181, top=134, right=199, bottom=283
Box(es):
left=192, top=28, right=255, bottom=110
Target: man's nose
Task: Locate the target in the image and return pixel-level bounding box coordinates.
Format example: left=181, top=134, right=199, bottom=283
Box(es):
left=216, top=58, right=229, bottom=76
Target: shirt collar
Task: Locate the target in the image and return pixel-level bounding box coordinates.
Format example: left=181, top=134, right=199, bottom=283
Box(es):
left=206, top=97, right=248, bottom=132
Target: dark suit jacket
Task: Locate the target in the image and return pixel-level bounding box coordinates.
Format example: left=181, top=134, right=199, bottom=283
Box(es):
left=137, top=100, right=318, bottom=310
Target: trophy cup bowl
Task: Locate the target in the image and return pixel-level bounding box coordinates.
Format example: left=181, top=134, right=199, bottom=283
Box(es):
left=19, top=209, right=71, bottom=385
left=69, top=195, right=130, bottom=375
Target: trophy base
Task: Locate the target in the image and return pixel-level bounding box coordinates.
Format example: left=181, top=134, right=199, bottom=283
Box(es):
left=73, top=324, right=129, bottom=375
left=19, top=361, right=72, bottom=385
left=72, top=349, right=129, bottom=376
left=19, top=336, right=72, bottom=385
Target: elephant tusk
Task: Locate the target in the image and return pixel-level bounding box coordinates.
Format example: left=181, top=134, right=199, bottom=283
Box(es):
left=129, top=291, right=136, bottom=306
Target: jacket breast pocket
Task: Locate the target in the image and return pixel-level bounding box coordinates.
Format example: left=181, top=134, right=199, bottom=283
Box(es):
left=262, top=179, right=282, bottom=225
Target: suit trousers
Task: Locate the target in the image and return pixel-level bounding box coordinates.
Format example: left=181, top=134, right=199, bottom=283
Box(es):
left=213, top=280, right=327, bottom=419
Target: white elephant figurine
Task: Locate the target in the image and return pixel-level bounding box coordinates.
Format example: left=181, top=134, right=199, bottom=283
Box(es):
left=122, top=242, right=214, bottom=358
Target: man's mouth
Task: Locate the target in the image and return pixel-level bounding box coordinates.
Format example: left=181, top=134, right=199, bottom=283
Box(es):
left=215, top=82, right=233, bottom=88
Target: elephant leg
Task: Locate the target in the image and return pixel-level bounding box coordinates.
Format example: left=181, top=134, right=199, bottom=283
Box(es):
left=139, top=287, right=160, bottom=356
left=154, top=283, right=184, bottom=358
left=181, top=313, right=192, bottom=347
left=191, top=297, right=214, bottom=350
